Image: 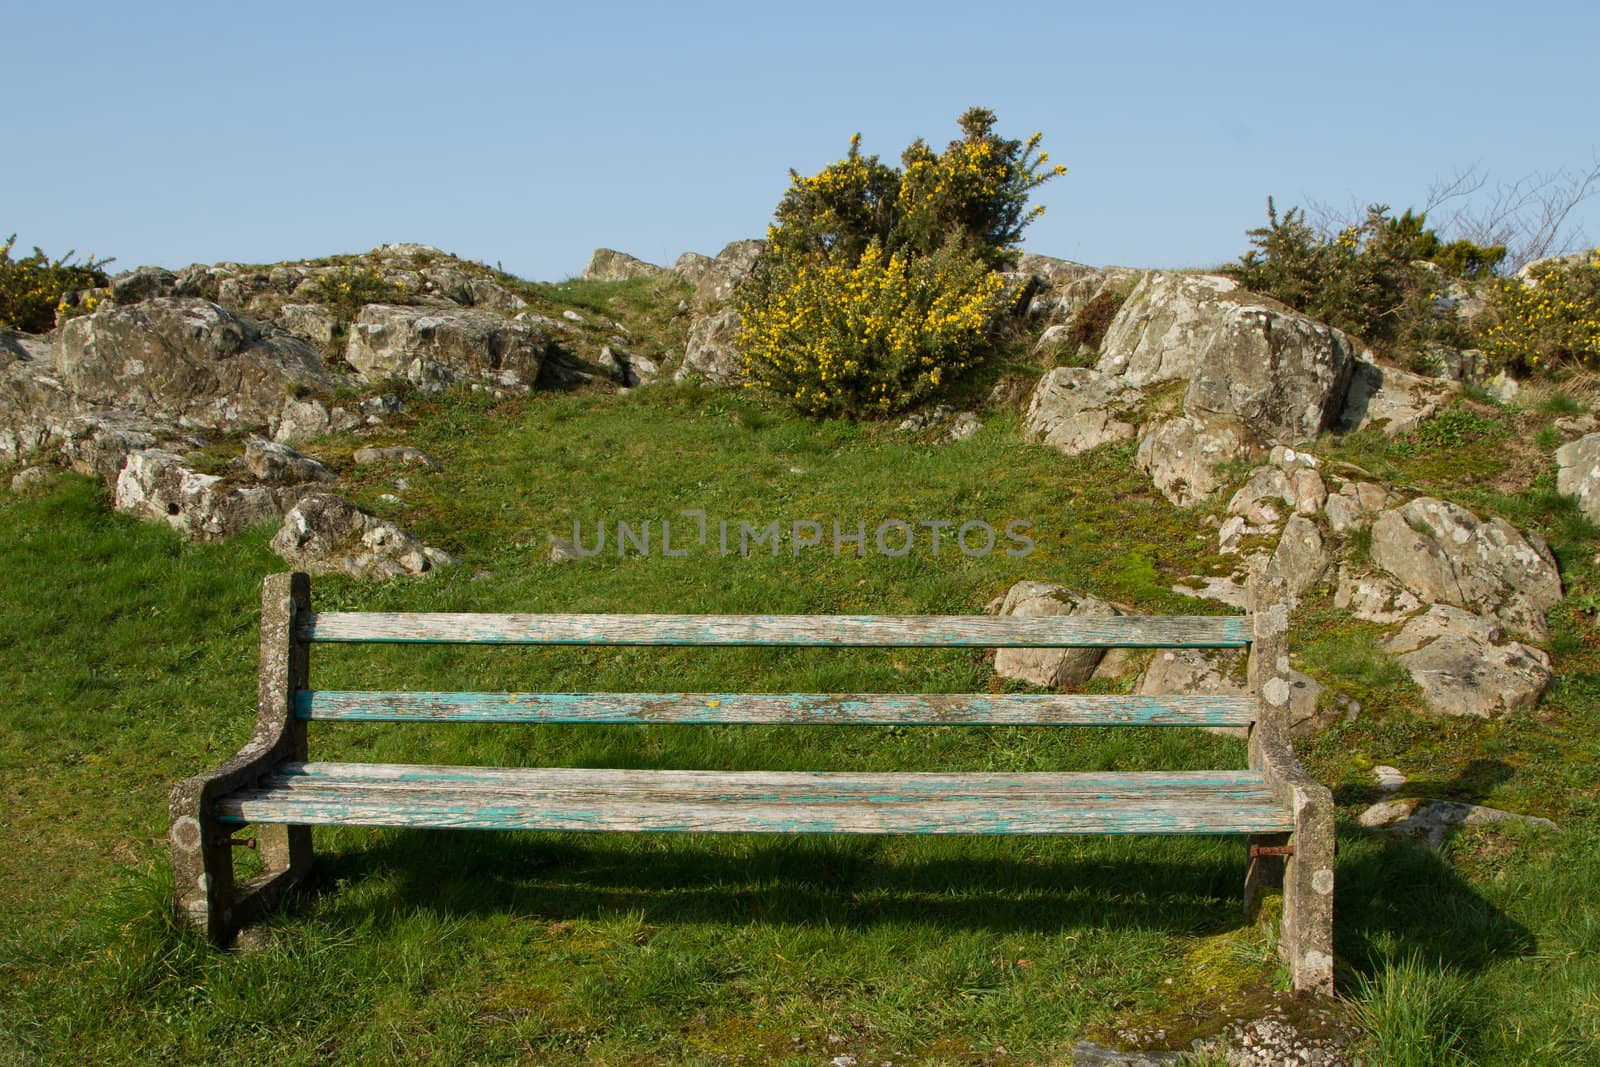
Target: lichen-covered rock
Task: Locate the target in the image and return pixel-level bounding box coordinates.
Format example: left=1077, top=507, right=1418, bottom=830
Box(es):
left=1336, top=359, right=1455, bottom=437
left=1369, top=497, right=1561, bottom=641
left=1, top=330, right=75, bottom=463
left=238, top=438, right=336, bottom=485
left=1183, top=303, right=1358, bottom=442
left=270, top=396, right=361, bottom=445
left=1097, top=272, right=1241, bottom=387
left=1324, top=479, right=1388, bottom=535
left=57, top=411, right=194, bottom=481
left=270, top=492, right=455, bottom=579
left=583, top=248, right=666, bottom=282
left=675, top=307, right=744, bottom=384
left=114, top=448, right=311, bottom=541
left=1360, top=797, right=1558, bottom=848
left=673, top=240, right=763, bottom=306
left=1135, top=412, right=1249, bottom=507
left=1555, top=432, right=1600, bottom=524
left=1333, top=567, right=1423, bottom=624
left=1381, top=605, right=1553, bottom=717
left=109, top=266, right=178, bottom=306
left=276, top=303, right=340, bottom=348
left=1137, top=647, right=1329, bottom=736
left=53, top=298, right=344, bottom=429
left=992, top=581, right=1121, bottom=687
left=1269, top=515, right=1329, bottom=600
left=1023, top=367, right=1143, bottom=455
left=345, top=304, right=547, bottom=392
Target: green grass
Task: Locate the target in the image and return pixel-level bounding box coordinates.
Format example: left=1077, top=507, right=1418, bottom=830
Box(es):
left=2, top=382, right=1598, bottom=1064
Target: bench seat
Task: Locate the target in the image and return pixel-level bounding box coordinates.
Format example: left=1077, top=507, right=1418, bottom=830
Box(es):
left=217, top=763, right=1296, bottom=836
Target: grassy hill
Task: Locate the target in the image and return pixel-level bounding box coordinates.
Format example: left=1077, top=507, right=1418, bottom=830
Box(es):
left=2, top=279, right=1598, bottom=1064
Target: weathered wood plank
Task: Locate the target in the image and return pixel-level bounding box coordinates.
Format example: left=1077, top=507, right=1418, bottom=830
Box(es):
left=299, top=612, right=1251, bottom=648
left=296, top=690, right=1259, bottom=727
left=216, top=764, right=1293, bottom=835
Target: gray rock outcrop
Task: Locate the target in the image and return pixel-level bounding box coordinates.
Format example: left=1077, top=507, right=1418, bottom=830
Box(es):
left=675, top=306, right=744, bottom=384
left=1556, top=432, right=1600, bottom=523
left=1337, top=359, right=1455, bottom=437
left=53, top=298, right=343, bottom=429
left=1369, top=497, right=1561, bottom=641
left=583, top=248, right=666, bottom=282
left=114, top=448, right=313, bottom=541
left=345, top=304, right=547, bottom=391
left=270, top=492, right=455, bottom=579
left=1023, top=367, right=1143, bottom=455
left=1381, top=605, right=1553, bottom=718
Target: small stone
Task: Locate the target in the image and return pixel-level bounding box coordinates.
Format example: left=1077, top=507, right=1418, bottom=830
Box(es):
left=1373, top=765, right=1406, bottom=792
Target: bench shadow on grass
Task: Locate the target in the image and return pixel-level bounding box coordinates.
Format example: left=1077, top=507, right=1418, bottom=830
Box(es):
left=281, top=823, right=1533, bottom=981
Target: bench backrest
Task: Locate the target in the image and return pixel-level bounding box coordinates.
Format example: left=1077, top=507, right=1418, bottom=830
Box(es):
left=274, top=597, right=1268, bottom=736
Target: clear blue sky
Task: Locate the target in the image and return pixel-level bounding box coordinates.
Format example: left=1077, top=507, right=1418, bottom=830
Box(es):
left=5, top=2, right=1596, bottom=281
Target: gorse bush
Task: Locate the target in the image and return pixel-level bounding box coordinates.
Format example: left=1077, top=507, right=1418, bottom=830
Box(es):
left=0, top=234, right=112, bottom=334
left=1229, top=200, right=1503, bottom=362
left=738, top=240, right=1006, bottom=416
left=739, top=108, right=1064, bottom=416
left=1479, top=250, right=1600, bottom=373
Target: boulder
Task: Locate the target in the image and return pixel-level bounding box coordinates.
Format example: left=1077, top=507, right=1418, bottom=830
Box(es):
left=270, top=492, right=455, bottom=580
left=53, top=298, right=343, bottom=430
left=583, top=248, right=667, bottom=282
left=114, top=449, right=311, bottom=541
left=57, top=411, right=193, bottom=481
left=10, top=466, right=54, bottom=492
left=1268, top=514, right=1329, bottom=600
left=1022, top=367, right=1142, bottom=455
left=1097, top=272, right=1242, bottom=387
left=1336, top=359, right=1455, bottom=437
left=1359, top=797, right=1558, bottom=849
left=1555, top=432, right=1600, bottom=524
left=238, top=438, right=336, bottom=485
left=1333, top=567, right=1423, bottom=624
left=1183, top=302, right=1358, bottom=442
left=345, top=304, right=547, bottom=391
left=992, top=581, right=1121, bottom=687
left=1014, top=255, right=1098, bottom=313
left=673, top=240, right=764, bottom=306
left=271, top=396, right=360, bottom=445
left=109, top=266, right=178, bottom=306
left=1324, top=479, right=1388, bottom=535
left=1, top=330, right=75, bottom=464
left=276, top=303, right=340, bottom=348
left=675, top=307, right=744, bottom=384
left=1135, top=412, right=1249, bottom=507
left=1381, top=605, right=1554, bottom=718
left=1369, top=497, right=1561, bottom=641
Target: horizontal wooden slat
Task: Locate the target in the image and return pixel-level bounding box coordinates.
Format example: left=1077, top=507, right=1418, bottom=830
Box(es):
left=297, top=690, right=1259, bottom=727
left=298, top=612, right=1251, bottom=648
left=217, top=763, right=1292, bottom=835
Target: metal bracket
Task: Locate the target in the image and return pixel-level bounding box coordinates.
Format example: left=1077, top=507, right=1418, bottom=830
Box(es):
left=1250, top=843, right=1294, bottom=858
left=227, top=836, right=256, bottom=850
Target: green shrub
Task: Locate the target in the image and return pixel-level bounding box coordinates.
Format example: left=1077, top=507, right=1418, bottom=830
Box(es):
left=738, top=108, right=1064, bottom=416
left=0, top=234, right=112, bottom=334
left=1228, top=200, right=1501, bottom=360
left=1478, top=250, right=1600, bottom=373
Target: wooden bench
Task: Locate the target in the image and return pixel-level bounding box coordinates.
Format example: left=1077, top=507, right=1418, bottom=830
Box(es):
left=169, top=570, right=1335, bottom=994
